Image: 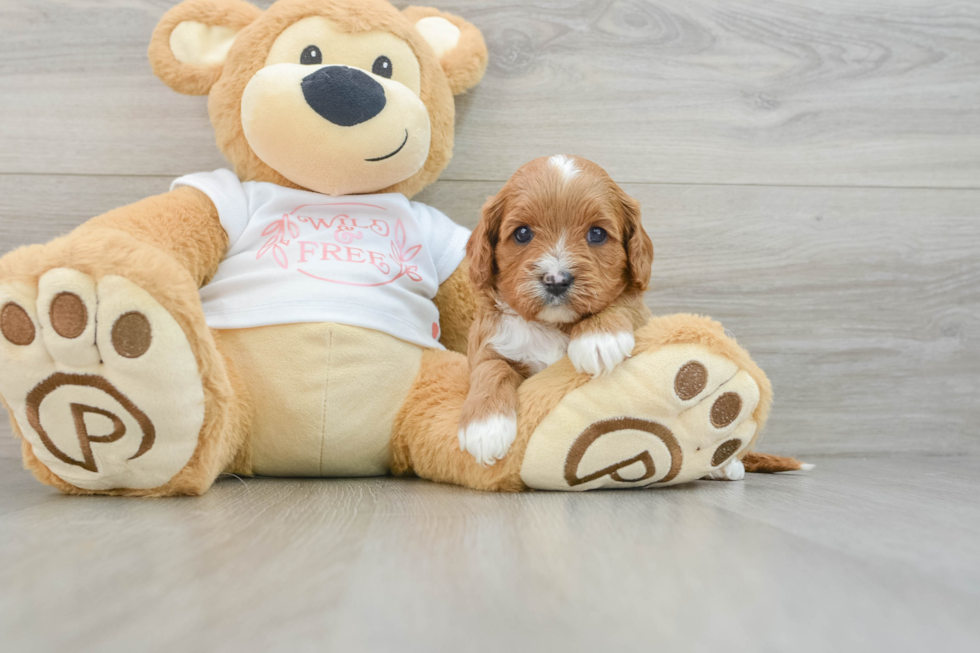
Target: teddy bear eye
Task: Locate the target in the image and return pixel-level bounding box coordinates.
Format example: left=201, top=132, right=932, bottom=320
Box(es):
left=513, top=226, right=534, bottom=244
left=587, top=226, right=608, bottom=245
left=300, top=45, right=322, bottom=65
left=372, top=55, right=393, bottom=78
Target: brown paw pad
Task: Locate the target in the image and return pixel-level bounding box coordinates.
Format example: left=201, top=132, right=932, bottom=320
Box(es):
left=710, top=392, right=742, bottom=428
left=711, top=438, right=742, bottom=467
left=1, top=302, right=35, bottom=346
left=674, top=360, right=707, bottom=400
left=49, top=292, right=88, bottom=339
left=111, top=311, right=152, bottom=358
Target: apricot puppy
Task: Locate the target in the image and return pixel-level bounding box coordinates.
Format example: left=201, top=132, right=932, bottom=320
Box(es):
left=459, top=155, right=654, bottom=465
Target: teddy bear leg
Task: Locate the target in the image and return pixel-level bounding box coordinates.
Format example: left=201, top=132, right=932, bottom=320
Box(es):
left=0, top=238, right=251, bottom=496
left=392, top=313, right=773, bottom=492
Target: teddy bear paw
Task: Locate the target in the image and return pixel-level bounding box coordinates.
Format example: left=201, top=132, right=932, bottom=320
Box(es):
left=0, top=269, right=205, bottom=491
left=520, top=342, right=760, bottom=491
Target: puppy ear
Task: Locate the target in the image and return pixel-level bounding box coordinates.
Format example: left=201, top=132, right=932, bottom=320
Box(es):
left=403, top=6, right=488, bottom=95
left=618, top=189, right=654, bottom=291
left=467, top=192, right=506, bottom=293
left=148, top=0, right=261, bottom=96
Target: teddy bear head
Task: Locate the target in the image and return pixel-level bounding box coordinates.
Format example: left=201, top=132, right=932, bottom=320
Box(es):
left=149, top=0, right=487, bottom=198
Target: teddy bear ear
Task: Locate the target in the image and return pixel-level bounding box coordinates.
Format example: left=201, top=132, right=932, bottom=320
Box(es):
left=148, top=0, right=262, bottom=96
left=403, top=6, right=489, bottom=95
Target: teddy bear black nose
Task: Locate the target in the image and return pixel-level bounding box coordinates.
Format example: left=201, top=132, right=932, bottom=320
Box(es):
left=301, top=65, right=387, bottom=127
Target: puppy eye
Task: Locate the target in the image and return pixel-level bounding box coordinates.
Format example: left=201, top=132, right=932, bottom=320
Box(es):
left=300, top=45, right=322, bottom=65
left=587, top=226, right=608, bottom=245
left=372, top=55, right=393, bottom=78
left=513, top=226, right=534, bottom=244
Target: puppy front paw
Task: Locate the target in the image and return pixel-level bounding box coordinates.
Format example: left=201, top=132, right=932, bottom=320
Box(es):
left=458, top=413, right=518, bottom=467
left=568, top=330, right=635, bottom=378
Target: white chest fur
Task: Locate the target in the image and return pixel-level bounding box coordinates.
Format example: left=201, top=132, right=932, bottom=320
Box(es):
left=488, top=303, right=570, bottom=374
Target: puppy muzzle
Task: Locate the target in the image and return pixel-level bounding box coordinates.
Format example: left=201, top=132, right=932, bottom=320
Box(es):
left=542, top=271, right=574, bottom=299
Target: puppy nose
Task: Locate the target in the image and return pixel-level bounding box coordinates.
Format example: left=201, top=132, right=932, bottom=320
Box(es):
left=542, top=271, right=574, bottom=296
left=301, top=66, right=387, bottom=127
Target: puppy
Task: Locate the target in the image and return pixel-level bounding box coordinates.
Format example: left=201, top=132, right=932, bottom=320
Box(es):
left=458, top=155, right=654, bottom=465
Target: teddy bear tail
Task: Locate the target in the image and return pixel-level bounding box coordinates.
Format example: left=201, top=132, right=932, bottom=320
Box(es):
left=742, top=452, right=814, bottom=473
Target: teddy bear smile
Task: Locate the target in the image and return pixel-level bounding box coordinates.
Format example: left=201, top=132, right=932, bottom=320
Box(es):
left=366, top=129, right=410, bottom=162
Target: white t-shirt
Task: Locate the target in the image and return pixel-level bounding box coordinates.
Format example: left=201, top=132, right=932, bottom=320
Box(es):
left=172, top=169, right=470, bottom=349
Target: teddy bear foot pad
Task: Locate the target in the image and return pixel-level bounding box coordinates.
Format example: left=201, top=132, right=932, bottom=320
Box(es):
left=520, top=344, right=760, bottom=491
left=0, top=269, right=204, bottom=490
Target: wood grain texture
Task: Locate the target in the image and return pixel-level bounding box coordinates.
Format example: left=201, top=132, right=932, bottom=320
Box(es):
left=0, top=455, right=978, bottom=653
left=0, top=0, right=978, bottom=186
left=1, top=175, right=977, bottom=458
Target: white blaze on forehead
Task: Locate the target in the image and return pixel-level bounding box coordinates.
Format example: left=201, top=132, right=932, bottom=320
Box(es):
left=548, top=154, right=579, bottom=182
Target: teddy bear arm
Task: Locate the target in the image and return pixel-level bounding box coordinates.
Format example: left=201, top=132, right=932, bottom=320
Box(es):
left=432, top=257, right=476, bottom=354
left=76, top=186, right=228, bottom=288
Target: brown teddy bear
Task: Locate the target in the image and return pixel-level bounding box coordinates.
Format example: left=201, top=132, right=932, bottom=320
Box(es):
left=0, top=0, right=800, bottom=496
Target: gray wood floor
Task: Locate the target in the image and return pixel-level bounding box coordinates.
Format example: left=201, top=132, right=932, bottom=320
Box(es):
left=1, top=1, right=978, bottom=651
left=2, top=455, right=979, bottom=652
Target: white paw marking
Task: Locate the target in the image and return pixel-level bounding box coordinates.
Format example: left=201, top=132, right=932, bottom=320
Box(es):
left=489, top=301, right=569, bottom=375
left=548, top=154, right=579, bottom=182
left=705, top=457, right=745, bottom=481
left=568, top=331, right=635, bottom=377
left=800, top=463, right=815, bottom=471
left=0, top=270, right=204, bottom=490
left=458, top=413, right=517, bottom=467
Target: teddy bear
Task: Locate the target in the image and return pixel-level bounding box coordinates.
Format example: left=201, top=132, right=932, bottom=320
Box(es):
left=0, top=0, right=799, bottom=497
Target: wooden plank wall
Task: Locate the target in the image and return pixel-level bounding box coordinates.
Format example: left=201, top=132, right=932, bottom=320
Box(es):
left=1, top=0, right=978, bottom=460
